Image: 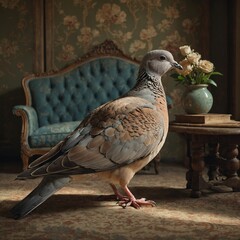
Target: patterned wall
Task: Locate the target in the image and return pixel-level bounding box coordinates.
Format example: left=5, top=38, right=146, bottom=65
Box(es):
left=50, top=0, right=208, bottom=162
left=52, top=0, right=206, bottom=66
left=0, top=0, right=208, bottom=161
left=0, top=0, right=34, bottom=156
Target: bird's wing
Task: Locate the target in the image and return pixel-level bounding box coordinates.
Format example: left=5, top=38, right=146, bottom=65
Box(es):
left=18, top=96, right=165, bottom=178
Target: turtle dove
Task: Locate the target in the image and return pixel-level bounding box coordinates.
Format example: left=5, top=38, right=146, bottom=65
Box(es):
left=11, top=49, right=182, bottom=219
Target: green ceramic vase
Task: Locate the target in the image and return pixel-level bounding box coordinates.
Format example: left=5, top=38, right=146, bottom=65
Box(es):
left=182, top=84, right=213, bottom=114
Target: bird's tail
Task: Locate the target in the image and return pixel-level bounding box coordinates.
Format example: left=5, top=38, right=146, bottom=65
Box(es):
left=11, top=175, right=71, bottom=220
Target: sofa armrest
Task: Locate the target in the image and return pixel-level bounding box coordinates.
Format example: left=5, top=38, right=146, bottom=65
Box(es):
left=13, top=105, right=39, bottom=135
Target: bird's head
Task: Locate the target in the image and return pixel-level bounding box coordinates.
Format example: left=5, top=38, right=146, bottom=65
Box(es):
left=140, top=50, right=182, bottom=77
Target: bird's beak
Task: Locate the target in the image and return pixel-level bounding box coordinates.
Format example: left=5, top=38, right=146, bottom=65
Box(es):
left=171, top=61, right=183, bottom=70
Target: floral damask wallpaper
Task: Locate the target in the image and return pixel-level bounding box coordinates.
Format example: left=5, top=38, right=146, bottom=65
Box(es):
left=0, top=0, right=34, bottom=156
left=0, top=0, right=33, bottom=86
left=0, top=0, right=208, bottom=161
left=53, top=0, right=206, bottom=66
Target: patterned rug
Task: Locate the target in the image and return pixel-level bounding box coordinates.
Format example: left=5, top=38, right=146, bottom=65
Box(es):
left=0, top=163, right=239, bottom=240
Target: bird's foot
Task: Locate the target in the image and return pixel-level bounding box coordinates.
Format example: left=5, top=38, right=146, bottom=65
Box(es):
left=109, top=184, right=130, bottom=201
left=118, top=197, right=156, bottom=209
left=110, top=184, right=156, bottom=208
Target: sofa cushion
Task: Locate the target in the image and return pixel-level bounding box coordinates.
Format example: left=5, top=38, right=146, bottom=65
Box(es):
left=29, top=121, right=80, bottom=147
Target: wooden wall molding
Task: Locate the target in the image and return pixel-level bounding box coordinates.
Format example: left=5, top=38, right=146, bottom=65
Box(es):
left=44, top=0, right=55, bottom=72
left=229, top=0, right=240, bottom=120
left=34, top=0, right=44, bottom=73
left=202, top=0, right=210, bottom=59
left=33, top=0, right=55, bottom=73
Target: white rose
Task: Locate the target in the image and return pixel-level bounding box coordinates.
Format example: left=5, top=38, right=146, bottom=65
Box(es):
left=179, top=45, right=192, bottom=56
left=198, top=60, right=214, bottom=73
left=176, top=59, right=193, bottom=76
left=187, top=52, right=201, bottom=64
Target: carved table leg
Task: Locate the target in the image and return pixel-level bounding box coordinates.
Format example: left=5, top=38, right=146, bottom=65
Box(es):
left=185, top=137, right=192, bottom=189
left=190, top=140, right=207, bottom=198
left=205, top=143, right=220, bottom=181
left=218, top=144, right=240, bottom=191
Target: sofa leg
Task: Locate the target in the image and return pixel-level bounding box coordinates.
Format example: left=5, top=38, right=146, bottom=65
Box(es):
left=21, top=152, right=29, bottom=170
left=153, top=158, right=159, bottom=174
left=153, top=152, right=161, bottom=174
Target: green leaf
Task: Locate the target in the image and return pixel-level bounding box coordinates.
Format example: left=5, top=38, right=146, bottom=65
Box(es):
left=210, top=72, right=223, bottom=76
left=191, top=79, right=197, bottom=84
left=208, top=79, right=217, bottom=87
left=177, top=75, right=185, bottom=80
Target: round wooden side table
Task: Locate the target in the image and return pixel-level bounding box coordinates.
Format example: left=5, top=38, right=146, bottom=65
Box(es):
left=170, top=121, right=240, bottom=197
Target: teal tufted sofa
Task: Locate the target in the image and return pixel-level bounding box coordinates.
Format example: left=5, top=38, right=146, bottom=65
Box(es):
left=13, top=40, right=172, bottom=171
left=13, top=40, right=141, bottom=169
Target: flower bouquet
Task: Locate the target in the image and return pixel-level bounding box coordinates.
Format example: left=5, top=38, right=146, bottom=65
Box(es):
left=171, top=45, right=222, bottom=87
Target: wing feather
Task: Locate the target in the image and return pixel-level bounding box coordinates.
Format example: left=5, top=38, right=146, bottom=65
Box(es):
left=18, top=96, right=165, bottom=178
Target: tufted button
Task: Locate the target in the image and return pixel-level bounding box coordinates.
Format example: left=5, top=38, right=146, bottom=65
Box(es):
left=58, top=95, right=64, bottom=101
left=71, top=95, right=75, bottom=101
left=32, top=59, right=139, bottom=127
left=127, top=78, right=133, bottom=87
left=46, top=95, right=50, bottom=102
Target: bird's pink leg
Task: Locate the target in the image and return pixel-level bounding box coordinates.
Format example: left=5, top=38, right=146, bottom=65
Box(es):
left=110, top=184, right=129, bottom=201
left=119, top=186, right=156, bottom=209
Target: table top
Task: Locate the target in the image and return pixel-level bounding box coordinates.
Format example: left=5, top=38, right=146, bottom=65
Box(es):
left=170, top=121, right=240, bottom=135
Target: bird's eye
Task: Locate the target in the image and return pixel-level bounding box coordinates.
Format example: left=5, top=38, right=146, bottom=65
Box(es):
left=160, top=55, right=166, bottom=61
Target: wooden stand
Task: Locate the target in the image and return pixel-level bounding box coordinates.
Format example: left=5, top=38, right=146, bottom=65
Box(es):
left=170, top=114, right=240, bottom=198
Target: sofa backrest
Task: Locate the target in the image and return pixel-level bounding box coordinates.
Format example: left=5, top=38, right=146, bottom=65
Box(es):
left=22, top=40, right=139, bottom=127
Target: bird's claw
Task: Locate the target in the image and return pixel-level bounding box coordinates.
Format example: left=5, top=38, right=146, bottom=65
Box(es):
left=118, top=197, right=156, bottom=209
